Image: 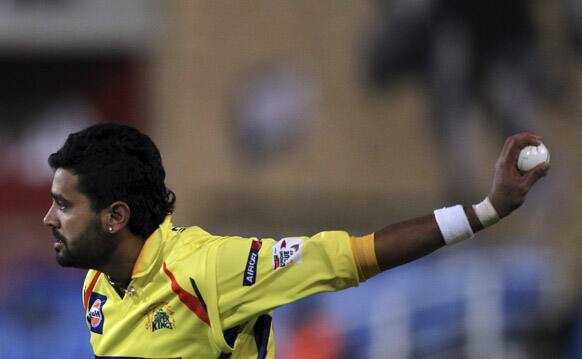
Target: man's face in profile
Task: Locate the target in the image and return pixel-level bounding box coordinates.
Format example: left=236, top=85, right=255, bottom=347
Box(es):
left=43, top=168, right=119, bottom=269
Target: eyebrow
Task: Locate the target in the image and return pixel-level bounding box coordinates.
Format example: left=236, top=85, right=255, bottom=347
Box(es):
left=51, top=193, right=71, bottom=204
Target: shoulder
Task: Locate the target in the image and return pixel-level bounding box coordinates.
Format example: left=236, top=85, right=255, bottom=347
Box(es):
left=162, top=226, right=248, bottom=277
left=164, top=226, right=221, bottom=257
left=167, top=226, right=267, bottom=253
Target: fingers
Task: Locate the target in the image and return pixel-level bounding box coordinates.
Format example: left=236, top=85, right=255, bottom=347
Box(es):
left=489, top=132, right=548, bottom=218
left=523, top=162, right=550, bottom=188
left=502, top=132, right=543, bottom=164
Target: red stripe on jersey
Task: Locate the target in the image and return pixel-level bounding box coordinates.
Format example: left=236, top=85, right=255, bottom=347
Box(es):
left=83, top=272, right=102, bottom=312
left=163, top=261, right=210, bottom=325
left=251, top=240, right=262, bottom=251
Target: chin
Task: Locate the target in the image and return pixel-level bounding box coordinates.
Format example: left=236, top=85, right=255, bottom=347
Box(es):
left=55, top=249, right=84, bottom=268
left=56, top=253, right=75, bottom=267
left=56, top=251, right=99, bottom=270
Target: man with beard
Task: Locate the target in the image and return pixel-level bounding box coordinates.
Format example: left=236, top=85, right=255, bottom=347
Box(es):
left=44, top=123, right=549, bottom=358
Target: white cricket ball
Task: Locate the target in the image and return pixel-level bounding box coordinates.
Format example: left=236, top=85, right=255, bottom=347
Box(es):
left=517, top=143, right=550, bottom=172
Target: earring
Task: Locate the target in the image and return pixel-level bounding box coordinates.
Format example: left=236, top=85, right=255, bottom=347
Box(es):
left=108, top=226, right=113, bottom=233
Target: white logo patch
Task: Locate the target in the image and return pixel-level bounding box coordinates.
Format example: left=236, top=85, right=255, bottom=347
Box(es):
left=272, top=237, right=303, bottom=269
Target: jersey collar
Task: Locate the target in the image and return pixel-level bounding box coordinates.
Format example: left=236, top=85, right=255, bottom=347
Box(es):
left=131, top=216, right=173, bottom=279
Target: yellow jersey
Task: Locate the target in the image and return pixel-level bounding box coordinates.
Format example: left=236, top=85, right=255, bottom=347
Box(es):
left=83, top=216, right=359, bottom=358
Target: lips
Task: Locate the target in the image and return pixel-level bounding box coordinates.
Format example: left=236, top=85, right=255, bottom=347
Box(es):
left=52, top=229, right=66, bottom=251
left=53, top=236, right=65, bottom=251
left=54, top=240, right=64, bottom=251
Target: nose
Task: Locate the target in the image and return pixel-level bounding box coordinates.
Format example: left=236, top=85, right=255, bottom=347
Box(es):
left=43, top=203, right=59, bottom=228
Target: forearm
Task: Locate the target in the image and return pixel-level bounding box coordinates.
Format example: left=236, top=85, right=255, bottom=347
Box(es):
left=358, top=132, right=549, bottom=276
left=374, top=207, right=483, bottom=271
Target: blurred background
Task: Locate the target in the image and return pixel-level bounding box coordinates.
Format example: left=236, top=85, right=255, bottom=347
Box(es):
left=0, top=1, right=580, bottom=358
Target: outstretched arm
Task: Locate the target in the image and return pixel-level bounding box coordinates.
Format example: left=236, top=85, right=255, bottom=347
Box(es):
left=372, top=132, right=550, bottom=272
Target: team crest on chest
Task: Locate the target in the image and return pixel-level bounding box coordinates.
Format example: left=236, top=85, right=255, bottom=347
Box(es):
left=145, top=302, right=176, bottom=332
left=87, top=292, right=107, bottom=334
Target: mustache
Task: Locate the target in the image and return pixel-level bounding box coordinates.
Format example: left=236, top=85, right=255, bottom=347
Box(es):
left=52, top=228, right=66, bottom=242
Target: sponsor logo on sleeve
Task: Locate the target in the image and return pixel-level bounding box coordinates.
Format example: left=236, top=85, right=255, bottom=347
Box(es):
left=272, top=237, right=303, bottom=269
left=243, top=240, right=262, bottom=286
left=87, top=292, right=107, bottom=334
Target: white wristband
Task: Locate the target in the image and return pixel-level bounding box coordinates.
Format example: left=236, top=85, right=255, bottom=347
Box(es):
left=472, top=197, right=500, bottom=228
left=434, top=205, right=474, bottom=245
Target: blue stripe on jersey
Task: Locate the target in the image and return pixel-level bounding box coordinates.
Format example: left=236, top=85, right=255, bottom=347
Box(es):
left=253, top=315, right=272, bottom=359
left=189, top=277, right=208, bottom=312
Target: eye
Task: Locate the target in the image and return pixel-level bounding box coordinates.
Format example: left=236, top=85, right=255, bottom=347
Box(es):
left=55, top=199, right=67, bottom=210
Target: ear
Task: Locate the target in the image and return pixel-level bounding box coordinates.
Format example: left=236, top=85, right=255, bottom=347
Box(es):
left=101, top=201, right=131, bottom=235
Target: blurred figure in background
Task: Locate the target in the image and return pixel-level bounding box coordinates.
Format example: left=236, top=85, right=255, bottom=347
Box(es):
left=368, top=0, right=547, bottom=202
left=278, top=298, right=343, bottom=359
left=566, top=0, right=582, bottom=53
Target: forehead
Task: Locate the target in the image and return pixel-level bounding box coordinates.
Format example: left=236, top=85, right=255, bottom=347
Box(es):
left=51, top=168, right=84, bottom=200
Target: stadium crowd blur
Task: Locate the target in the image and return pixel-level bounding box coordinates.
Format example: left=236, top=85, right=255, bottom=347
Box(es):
left=0, top=1, right=581, bottom=358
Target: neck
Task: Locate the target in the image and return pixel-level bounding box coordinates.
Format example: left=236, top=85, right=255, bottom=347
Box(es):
left=99, top=230, right=145, bottom=286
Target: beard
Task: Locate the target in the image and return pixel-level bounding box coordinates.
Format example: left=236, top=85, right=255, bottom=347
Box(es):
left=52, top=217, right=120, bottom=270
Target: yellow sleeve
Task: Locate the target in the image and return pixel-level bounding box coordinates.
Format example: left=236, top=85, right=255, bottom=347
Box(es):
left=350, top=233, right=381, bottom=281
left=204, top=231, right=359, bottom=351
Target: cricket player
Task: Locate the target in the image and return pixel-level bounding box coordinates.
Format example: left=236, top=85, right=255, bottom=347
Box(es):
left=44, top=123, right=549, bottom=358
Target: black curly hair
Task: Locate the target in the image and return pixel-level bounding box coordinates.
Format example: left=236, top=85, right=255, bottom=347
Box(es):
left=48, top=123, right=175, bottom=239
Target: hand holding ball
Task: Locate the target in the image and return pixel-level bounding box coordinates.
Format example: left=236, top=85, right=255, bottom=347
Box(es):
left=517, top=143, right=550, bottom=172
